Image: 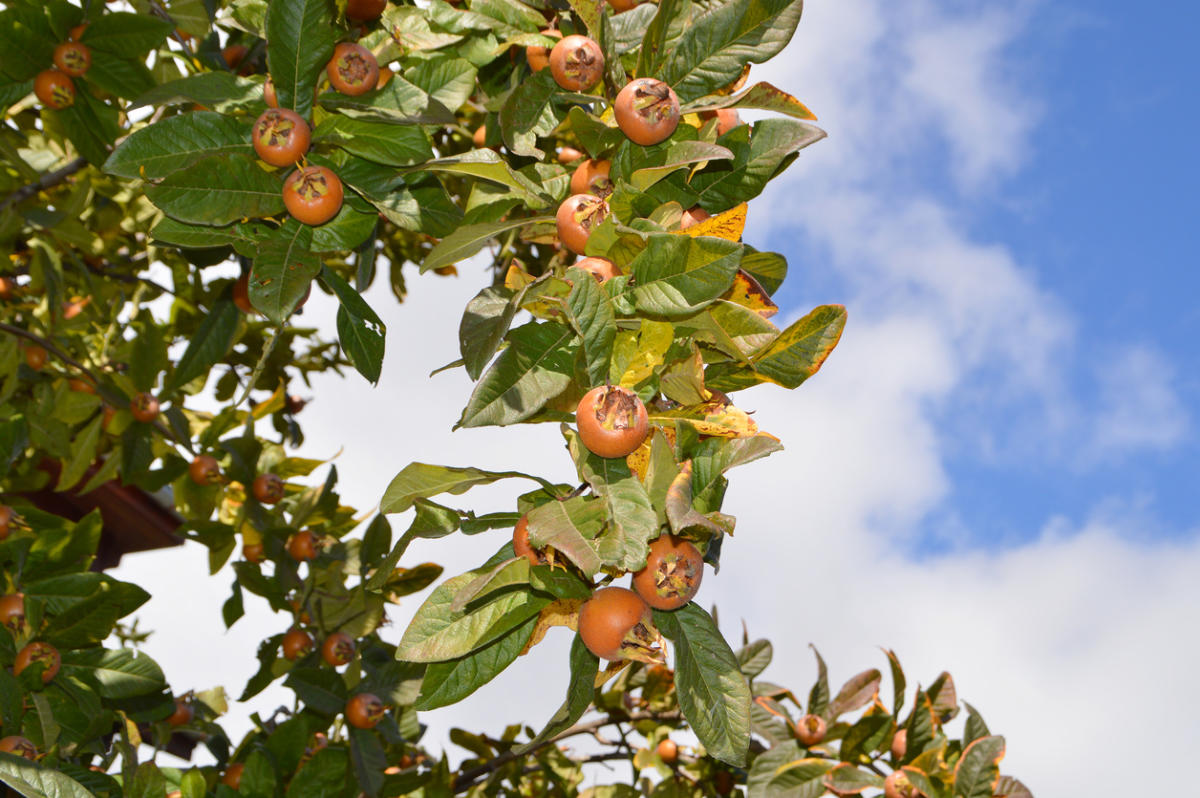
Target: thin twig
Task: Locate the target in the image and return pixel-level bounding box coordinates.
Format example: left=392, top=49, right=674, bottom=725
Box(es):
left=452, top=711, right=681, bottom=793
left=0, top=157, right=88, bottom=212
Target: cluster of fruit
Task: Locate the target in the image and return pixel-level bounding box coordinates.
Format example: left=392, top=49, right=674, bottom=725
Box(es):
left=32, top=24, right=90, bottom=110
left=0, top=593, right=61, bottom=761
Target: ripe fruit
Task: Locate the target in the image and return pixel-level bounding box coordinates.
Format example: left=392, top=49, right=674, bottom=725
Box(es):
left=252, top=108, right=311, bottom=167
left=574, top=257, right=620, bottom=283
left=526, top=29, right=561, bottom=73
left=701, top=108, right=742, bottom=136
left=34, top=69, right=75, bottom=109
left=575, top=385, right=649, bottom=458
left=609, top=0, right=639, bottom=10
left=891, top=728, right=907, bottom=760
left=557, top=146, right=584, bottom=164
left=681, top=206, right=710, bottom=230
left=376, top=68, right=394, bottom=89
left=68, top=377, right=96, bottom=394
left=656, top=738, right=678, bottom=764
left=263, top=76, right=278, bottom=108
left=795, top=713, right=827, bottom=746
left=0, top=277, right=17, bottom=299
left=167, top=698, right=193, bottom=727
left=0, top=593, right=25, bottom=633
left=14, top=641, right=61, bottom=684
left=221, top=763, right=244, bottom=789
left=24, top=345, right=47, bottom=371
left=569, top=159, right=612, bottom=196
left=283, top=166, right=344, bottom=226
left=884, top=770, right=921, bottom=798
left=287, top=529, right=321, bottom=561
left=345, top=693, right=385, bottom=729
left=0, top=506, right=12, bottom=540
left=68, top=24, right=87, bottom=41
left=512, top=514, right=539, bottom=565
left=222, top=44, right=248, bottom=70
left=282, top=627, right=314, bottom=660
left=285, top=395, right=307, bottom=414
left=0, top=736, right=36, bottom=761
left=578, top=586, right=659, bottom=662
left=242, top=542, right=264, bottom=563
left=321, top=631, right=356, bottom=667
left=232, top=273, right=255, bottom=313
left=189, top=455, right=222, bottom=486
left=632, top=535, right=703, bottom=610
left=327, top=42, right=379, bottom=96
left=53, top=42, right=91, bottom=77
left=713, top=770, right=734, bottom=796
left=555, top=193, right=609, bottom=255
left=615, top=78, right=680, bottom=146
left=549, top=35, right=603, bottom=92
left=472, top=124, right=487, bottom=148
left=347, top=0, right=387, bottom=20
left=252, top=473, right=285, bottom=504
left=130, top=393, right=160, bottom=424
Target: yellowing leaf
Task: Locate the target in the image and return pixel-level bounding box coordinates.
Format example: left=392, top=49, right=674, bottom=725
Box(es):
left=504, top=262, right=534, bottom=291
left=627, top=424, right=677, bottom=480
left=519, top=598, right=583, bottom=656
left=722, top=269, right=778, bottom=319
left=678, top=203, right=747, bottom=242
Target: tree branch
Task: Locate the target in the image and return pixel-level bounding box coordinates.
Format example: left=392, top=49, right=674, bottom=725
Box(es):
left=452, top=710, right=681, bottom=793
left=0, top=157, right=88, bottom=212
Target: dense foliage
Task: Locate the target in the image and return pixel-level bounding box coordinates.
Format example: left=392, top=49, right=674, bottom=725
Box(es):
left=0, top=0, right=1032, bottom=796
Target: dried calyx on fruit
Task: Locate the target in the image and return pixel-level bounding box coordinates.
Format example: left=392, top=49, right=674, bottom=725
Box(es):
left=549, top=35, right=604, bottom=92
left=555, top=194, right=610, bottom=255
left=578, top=586, right=665, bottom=664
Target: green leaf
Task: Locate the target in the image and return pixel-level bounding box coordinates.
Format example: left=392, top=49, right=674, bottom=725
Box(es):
left=396, top=568, right=550, bottom=663
left=283, top=667, right=346, bottom=716
left=953, top=736, right=1005, bottom=798
left=105, top=112, right=253, bottom=180
left=566, top=267, right=617, bottom=387
left=56, top=415, right=102, bottom=492
left=824, top=764, right=884, bottom=794
left=685, top=80, right=816, bottom=120
left=321, top=266, right=386, bottom=384
left=458, top=321, right=576, bottom=428
left=265, top=0, right=338, bottom=119
left=60, top=648, right=165, bottom=699
left=163, top=298, right=241, bottom=394
left=629, top=140, right=734, bottom=191
left=145, top=154, right=285, bottom=226
left=417, top=150, right=551, bottom=209
left=706, top=304, right=846, bottom=391
left=349, top=728, right=386, bottom=798
left=57, top=89, right=118, bottom=166
left=525, top=497, right=606, bottom=576
left=151, top=218, right=264, bottom=249
left=499, top=70, right=560, bottom=158
left=41, top=580, right=151, bottom=648
left=403, top=55, right=478, bottom=116
left=654, top=0, right=806, bottom=103
left=737, top=639, right=772, bottom=679
left=626, top=234, right=742, bottom=318
left=85, top=51, right=157, bottom=100
left=380, top=462, right=553, bottom=514
left=312, top=115, right=433, bottom=166
left=740, top=248, right=787, bottom=294
left=131, top=73, right=263, bottom=111
left=807, top=645, right=830, bottom=716
left=249, top=223, right=320, bottom=324
left=961, top=700, right=990, bottom=747
left=287, top=749, right=349, bottom=798
left=745, top=743, right=831, bottom=798
left=691, top=119, right=826, bottom=208
left=414, top=612, right=537, bottom=710
left=567, top=429, right=658, bottom=573
left=884, top=648, right=906, bottom=719
left=0, top=751, right=96, bottom=798
left=654, top=604, right=751, bottom=767
left=81, top=12, right=171, bottom=56
left=318, top=74, right=454, bottom=125
left=459, top=284, right=519, bottom=381
left=422, top=216, right=551, bottom=273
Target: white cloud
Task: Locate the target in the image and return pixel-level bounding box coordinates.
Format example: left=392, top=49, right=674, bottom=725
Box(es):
left=111, top=1, right=1196, bottom=796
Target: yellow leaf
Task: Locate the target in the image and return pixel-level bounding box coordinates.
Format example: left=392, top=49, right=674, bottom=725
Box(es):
left=678, top=202, right=747, bottom=242
left=722, top=269, right=778, bottom=318
left=520, top=598, right=584, bottom=656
